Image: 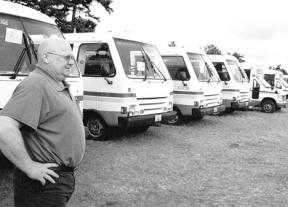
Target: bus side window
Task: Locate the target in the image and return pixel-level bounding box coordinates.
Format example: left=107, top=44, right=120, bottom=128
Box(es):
left=78, top=43, right=116, bottom=77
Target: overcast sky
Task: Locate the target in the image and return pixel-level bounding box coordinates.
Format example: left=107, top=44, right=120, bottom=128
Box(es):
left=91, top=0, right=288, bottom=69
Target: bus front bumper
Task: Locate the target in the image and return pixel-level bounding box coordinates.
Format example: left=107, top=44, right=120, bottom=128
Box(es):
left=277, top=102, right=287, bottom=108
left=118, top=111, right=176, bottom=127
left=192, top=104, right=226, bottom=116
left=231, top=101, right=249, bottom=109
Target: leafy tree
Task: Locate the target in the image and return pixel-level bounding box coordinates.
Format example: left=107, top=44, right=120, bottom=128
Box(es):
left=269, top=64, right=288, bottom=75
left=8, top=0, right=113, bottom=33
left=168, top=41, right=177, bottom=47
left=204, top=44, right=222, bottom=55
left=228, top=52, right=245, bottom=63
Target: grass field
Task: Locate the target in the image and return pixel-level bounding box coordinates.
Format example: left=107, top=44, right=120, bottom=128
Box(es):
left=1, top=109, right=288, bottom=207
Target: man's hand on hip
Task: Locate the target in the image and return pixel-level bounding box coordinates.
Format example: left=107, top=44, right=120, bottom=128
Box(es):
left=26, top=162, right=59, bottom=185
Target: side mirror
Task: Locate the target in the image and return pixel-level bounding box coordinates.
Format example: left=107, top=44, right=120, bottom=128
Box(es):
left=276, top=81, right=282, bottom=89
left=252, top=79, right=260, bottom=89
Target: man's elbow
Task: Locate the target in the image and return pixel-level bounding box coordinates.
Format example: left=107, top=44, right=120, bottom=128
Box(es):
left=0, top=116, right=20, bottom=142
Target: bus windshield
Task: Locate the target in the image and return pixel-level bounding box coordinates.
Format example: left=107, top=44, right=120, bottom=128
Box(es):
left=162, top=56, right=190, bottom=81
left=0, top=13, right=79, bottom=77
left=187, top=53, right=219, bottom=82
left=114, top=38, right=170, bottom=80
left=264, top=74, right=275, bottom=87
left=226, top=60, right=248, bottom=82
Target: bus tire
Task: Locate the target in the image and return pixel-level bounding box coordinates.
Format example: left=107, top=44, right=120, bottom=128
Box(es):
left=262, top=99, right=276, bottom=113
left=87, top=115, right=108, bottom=140
left=167, top=109, right=183, bottom=125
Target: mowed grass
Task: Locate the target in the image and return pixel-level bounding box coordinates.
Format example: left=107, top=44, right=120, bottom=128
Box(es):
left=1, top=108, right=288, bottom=207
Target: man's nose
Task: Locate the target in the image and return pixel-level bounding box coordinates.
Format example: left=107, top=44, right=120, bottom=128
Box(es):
left=67, top=57, right=74, bottom=65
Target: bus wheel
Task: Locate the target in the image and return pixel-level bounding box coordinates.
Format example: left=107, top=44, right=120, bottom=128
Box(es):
left=167, top=109, right=183, bottom=125
left=87, top=116, right=108, bottom=140
left=262, top=100, right=276, bottom=113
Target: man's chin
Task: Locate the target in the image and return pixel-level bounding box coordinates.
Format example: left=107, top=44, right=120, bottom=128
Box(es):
left=64, top=71, right=71, bottom=77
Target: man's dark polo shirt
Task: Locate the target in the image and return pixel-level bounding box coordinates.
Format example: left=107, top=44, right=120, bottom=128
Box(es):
left=0, top=68, right=85, bottom=167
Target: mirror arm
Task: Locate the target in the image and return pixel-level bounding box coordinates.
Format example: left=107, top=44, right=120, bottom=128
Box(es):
left=104, top=77, right=113, bottom=85
left=182, top=81, right=187, bottom=86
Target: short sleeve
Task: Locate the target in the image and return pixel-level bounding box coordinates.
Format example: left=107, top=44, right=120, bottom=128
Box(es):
left=0, top=82, right=43, bottom=131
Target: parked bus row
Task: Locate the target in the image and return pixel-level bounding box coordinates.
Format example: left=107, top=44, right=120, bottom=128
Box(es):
left=1, top=1, right=287, bottom=143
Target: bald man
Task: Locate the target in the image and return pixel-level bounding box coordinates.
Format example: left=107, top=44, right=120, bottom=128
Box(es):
left=0, top=37, right=85, bottom=207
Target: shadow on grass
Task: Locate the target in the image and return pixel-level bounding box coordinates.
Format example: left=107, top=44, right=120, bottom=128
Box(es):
left=87, top=124, right=166, bottom=143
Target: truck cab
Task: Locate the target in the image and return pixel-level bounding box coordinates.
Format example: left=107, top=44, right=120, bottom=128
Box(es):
left=208, top=55, right=250, bottom=112
left=160, top=47, right=225, bottom=124
left=65, top=32, right=175, bottom=139
left=244, top=66, right=287, bottom=113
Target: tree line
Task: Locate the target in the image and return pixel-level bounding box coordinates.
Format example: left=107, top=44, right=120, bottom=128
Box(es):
left=7, top=0, right=113, bottom=33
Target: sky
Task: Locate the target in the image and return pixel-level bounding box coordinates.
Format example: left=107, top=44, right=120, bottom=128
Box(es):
left=90, top=0, right=288, bottom=70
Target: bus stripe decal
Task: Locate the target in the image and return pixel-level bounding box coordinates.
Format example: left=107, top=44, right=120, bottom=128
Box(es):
left=173, top=91, right=204, bottom=95
left=84, top=91, right=136, bottom=97
left=222, top=89, right=240, bottom=92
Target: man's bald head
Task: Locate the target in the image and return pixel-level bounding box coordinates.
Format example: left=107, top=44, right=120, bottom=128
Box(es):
left=38, top=37, right=71, bottom=62
left=37, top=37, right=74, bottom=81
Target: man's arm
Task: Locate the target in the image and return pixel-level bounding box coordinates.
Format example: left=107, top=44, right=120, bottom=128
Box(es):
left=0, top=116, right=59, bottom=185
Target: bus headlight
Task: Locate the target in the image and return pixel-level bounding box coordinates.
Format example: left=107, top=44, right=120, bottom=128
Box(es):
left=168, top=101, right=173, bottom=111
left=219, top=97, right=223, bottom=104
left=128, top=104, right=140, bottom=116
left=122, top=105, right=140, bottom=116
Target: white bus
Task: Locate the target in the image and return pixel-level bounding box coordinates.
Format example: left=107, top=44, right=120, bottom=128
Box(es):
left=0, top=1, right=83, bottom=110
left=208, top=55, right=250, bottom=112
left=160, top=46, right=225, bottom=124
left=65, top=32, right=175, bottom=140
left=244, top=66, right=287, bottom=113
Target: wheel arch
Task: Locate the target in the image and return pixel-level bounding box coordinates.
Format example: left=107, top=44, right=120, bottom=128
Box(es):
left=83, top=109, right=107, bottom=126
left=260, top=97, right=276, bottom=107
left=173, top=105, right=183, bottom=116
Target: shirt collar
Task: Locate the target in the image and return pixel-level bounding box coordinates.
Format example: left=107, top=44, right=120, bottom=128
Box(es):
left=34, top=66, right=70, bottom=92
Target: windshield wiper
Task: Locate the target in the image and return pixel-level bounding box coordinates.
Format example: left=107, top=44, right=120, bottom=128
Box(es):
left=140, top=49, right=148, bottom=81
left=26, top=34, right=37, bottom=62
left=10, top=33, right=35, bottom=79
left=150, top=60, right=167, bottom=81
left=23, top=33, right=32, bottom=64
left=140, top=47, right=167, bottom=81
left=205, top=62, right=213, bottom=83
left=10, top=47, right=26, bottom=79
left=238, top=67, right=246, bottom=83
